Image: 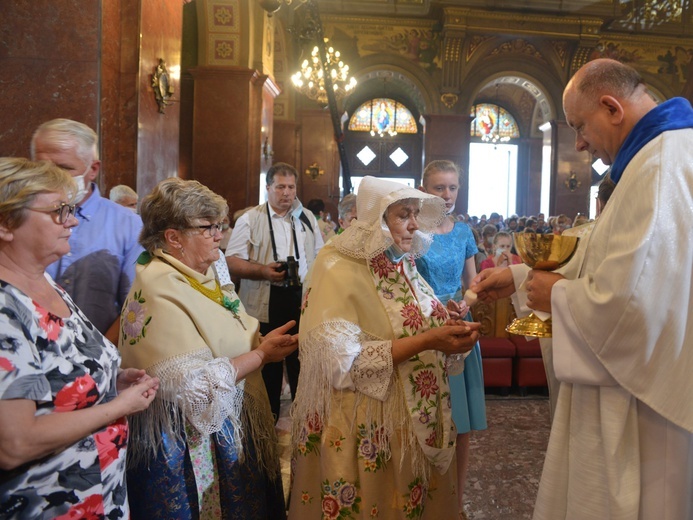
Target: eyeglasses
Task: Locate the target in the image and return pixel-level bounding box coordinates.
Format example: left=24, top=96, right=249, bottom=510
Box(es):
left=190, top=222, right=224, bottom=238
left=27, top=202, right=77, bottom=224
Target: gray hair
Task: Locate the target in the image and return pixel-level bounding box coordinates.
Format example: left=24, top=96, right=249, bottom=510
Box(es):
left=139, top=177, right=228, bottom=253
left=338, top=193, right=357, bottom=220
left=109, top=184, right=137, bottom=203
left=30, top=119, right=99, bottom=165
left=0, top=157, right=77, bottom=230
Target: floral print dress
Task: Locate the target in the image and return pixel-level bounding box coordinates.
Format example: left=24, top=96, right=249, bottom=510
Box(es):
left=0, top=277, right=128, bottom=520
left=289, top=246, right=459, bottom=520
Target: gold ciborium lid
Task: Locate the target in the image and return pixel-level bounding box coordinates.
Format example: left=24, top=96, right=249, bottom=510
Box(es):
left=513, top=233, right=579, bottom=271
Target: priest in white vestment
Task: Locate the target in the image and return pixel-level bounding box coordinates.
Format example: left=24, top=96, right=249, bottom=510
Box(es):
left=473, top=59, right=693, bottom=520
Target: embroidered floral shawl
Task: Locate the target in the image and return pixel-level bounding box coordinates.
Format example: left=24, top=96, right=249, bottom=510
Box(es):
left=118, top=250, right=278, bottom=474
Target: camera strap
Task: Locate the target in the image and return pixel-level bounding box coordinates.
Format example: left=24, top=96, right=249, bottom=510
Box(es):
left=266, top=203, right=300, bottom=262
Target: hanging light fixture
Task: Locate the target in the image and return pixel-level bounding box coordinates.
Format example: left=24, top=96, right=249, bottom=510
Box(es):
left=291, top=39, right=357, bottom=105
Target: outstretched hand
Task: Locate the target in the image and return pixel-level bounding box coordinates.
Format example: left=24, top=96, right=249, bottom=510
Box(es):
left=471, top=266, right=515, bottom=302
left=258, top=320, right=299, bottom=364
left=427, top=321, right=480, bottom=356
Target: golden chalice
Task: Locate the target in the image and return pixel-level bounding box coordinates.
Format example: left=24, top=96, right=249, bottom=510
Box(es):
left=505, top=233, right=580, bottom=338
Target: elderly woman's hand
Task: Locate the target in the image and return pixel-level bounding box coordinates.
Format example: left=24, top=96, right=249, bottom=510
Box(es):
left=446, top=299, right=469, bottom=319
left=117, top=368, right=160, bottom=398
left=256, top=320, right=299, bottom=365
left=428, top=321, right=480, bottom=356
left=113, top=377, right=161, bottom=415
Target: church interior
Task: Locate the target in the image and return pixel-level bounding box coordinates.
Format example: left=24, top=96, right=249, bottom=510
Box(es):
left=2, top=1, right=692, bottom=518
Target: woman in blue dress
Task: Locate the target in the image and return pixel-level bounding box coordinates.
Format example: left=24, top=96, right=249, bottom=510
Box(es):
left=415, top=160, right=487, bottom=519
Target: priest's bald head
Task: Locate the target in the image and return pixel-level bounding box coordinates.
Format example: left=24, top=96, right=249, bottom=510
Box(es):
left=562, top=59, right=657, bottom=165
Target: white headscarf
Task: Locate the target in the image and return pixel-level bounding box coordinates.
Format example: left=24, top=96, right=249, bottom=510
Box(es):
left=333, top=176, right=446, bottom=260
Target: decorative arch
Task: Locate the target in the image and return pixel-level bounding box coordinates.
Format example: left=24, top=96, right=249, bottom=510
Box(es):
left=458, top=55, right=565, bottom=132
left=345, top=52, right=441, bottom=115
left=463, top=69, right=562, bottom=139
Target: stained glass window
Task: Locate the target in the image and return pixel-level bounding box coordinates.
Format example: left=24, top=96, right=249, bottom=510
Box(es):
left=470, top=103, right=520, bottom=141
left=348, top=98, right=418, bottom=136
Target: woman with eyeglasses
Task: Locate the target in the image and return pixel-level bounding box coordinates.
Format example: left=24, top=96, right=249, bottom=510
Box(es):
left=118, top=177, right=297, bottom=519
left=0, top=158, right=160, bottom=519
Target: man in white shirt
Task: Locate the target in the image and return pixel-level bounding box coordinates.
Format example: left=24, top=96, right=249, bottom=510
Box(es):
left=473, top=59, right=693, bottom=520
left=226, top=163, right=323, bottom=420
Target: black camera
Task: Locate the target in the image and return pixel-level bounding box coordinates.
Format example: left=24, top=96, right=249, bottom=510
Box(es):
left=277, top=255, right=301, bottom=288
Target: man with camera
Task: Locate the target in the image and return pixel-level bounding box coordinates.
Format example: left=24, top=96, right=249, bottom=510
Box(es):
left=226, top=162, right=323, bottom=420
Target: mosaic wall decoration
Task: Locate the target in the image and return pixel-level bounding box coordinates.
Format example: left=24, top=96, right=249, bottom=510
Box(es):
left=325, top=19, right=442, bottom=73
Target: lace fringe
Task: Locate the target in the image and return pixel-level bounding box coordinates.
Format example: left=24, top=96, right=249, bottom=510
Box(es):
left=127, top=359, right=279, bottom=479
left=290, top=321, right=435, bottom=483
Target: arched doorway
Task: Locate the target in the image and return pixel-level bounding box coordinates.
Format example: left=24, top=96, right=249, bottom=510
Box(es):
left=344, top=97, right=422, bottom=190
left=468, top=100, right=521, bottom=218
left=467, top=74, right=556, bottom=218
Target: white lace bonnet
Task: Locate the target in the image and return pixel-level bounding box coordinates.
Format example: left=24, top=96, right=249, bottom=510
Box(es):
left=333, top=175, right=446, bottom=260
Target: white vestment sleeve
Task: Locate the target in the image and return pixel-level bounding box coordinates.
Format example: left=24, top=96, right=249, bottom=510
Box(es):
left=551, top=280, right=617, bottom=386
left=510, top=263, right=532, bottom=317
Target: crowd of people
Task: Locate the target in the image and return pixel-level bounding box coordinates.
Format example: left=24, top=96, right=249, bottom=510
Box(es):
left=0, top=58, right=691, bottom=520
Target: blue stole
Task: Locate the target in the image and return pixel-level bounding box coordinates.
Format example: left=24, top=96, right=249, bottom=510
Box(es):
left=610, top=97, right=693, bottom=184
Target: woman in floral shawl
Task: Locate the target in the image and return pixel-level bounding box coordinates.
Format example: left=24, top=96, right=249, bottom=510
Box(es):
left=288, top=176, right=480, bottom=519
left=119, top=177, right=297, bottom=519
left=0, top=158, right=159, bottom=519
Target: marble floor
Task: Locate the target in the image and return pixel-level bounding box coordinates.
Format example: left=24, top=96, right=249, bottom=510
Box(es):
left=276, top=392, right=552, bottom=519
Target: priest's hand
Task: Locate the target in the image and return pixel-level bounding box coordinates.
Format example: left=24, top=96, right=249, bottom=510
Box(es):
left=525, top=270, right=564, bottom=312
left=471, top=266, right=515, bottom=302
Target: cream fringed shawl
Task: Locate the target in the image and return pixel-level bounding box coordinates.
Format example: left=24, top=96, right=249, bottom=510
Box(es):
left=292, top=243, right=455, bottom=482
left=118, top=250, right=279, bottom=476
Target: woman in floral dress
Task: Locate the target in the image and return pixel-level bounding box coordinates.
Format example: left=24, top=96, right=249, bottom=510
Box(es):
left=118, top=177, right=298, bottom=519
left=288, top=176, right=480, bottom=519
left=0, top=158, right=159, bottom=519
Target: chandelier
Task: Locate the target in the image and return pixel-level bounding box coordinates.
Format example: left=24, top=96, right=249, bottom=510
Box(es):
left=291, top=40, right=357, bottom=105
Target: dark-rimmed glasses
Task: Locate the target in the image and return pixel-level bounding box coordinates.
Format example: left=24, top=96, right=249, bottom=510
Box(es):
left=190, top=223, right=224, bottom=238
left=28, top=203, right=76, bottom=224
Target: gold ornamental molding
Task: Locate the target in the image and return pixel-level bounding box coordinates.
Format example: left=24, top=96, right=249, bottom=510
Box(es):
left=490, top=39, right=547, bottom=63
left=321, top=14, right=435, bottom=29
left=550, top=40, right=569, bottom=68
left=466, top=35, right=494, bottom=62
left=442, top=7, right=602, bottom=41
left=440, top=93, right=459, bottom=109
